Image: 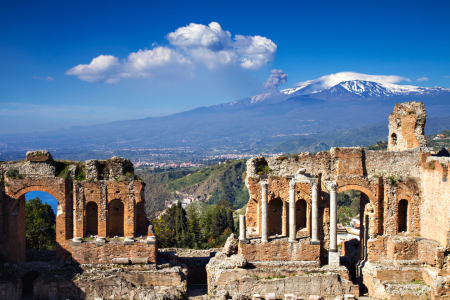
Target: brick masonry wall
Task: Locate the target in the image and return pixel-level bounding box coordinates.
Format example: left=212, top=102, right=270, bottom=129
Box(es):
left=420, top=160, right=450, bottom=249
left=61, top=239, right=157, bottom=264
left=238, top=238, right=320, bottom=262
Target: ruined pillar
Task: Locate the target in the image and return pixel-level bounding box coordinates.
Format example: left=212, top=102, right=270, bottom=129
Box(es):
left=239, top=215, right=248, bottom=242
left=311, top=182, right=320, bottom=245
left=289, top=180, right=297, bottom=243
left=328, top=181, right=340, bottom=266
left=260, top=181, right=269, bottom=243
left=329, top=182, right=337, bottom=251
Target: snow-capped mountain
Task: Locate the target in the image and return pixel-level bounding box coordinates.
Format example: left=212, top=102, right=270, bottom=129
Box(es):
left=299, top=80, right=450, bottom=100
left=214, top=72, right=450, bottom=109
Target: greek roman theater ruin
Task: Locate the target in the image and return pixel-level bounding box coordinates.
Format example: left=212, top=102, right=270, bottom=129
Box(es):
left=1, top=101, right=450, bottom=299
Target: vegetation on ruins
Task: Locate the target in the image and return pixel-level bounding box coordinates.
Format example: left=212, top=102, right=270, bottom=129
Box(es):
left=152, top=200, right=236, bottom=249
left=6, top=167, right=23, bottom=179
left=25, top=197, right=56, bottom=250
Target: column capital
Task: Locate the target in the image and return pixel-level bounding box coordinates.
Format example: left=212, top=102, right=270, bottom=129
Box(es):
left=289, top=180, right=296, bottom=189
left=260, top=181, right=268, bottom=190
left=327, top=181, right=337, bottom=192
left=311, top=181, right=318, bottom=190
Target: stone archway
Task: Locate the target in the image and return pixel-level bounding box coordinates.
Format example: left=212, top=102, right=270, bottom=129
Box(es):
left=85, top=201, right=98, bottom=236
left=109, top=200, right=124, bottom=237
left=22, top=270, right=40, bottom=298
left=5, top=181, right=69, bottom=262
left=268, top=198, right=283, bottom=236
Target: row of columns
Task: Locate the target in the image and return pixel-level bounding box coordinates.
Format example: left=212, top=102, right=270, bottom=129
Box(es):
left=239, top=179, right=339, bottom=266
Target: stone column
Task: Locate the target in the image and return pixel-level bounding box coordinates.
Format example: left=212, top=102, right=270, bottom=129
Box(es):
left=260, top=181, right=269, bottom=243
left=239, top=215, right=248, bottom=243
left=329, top=182, right=338, bottom=251
left=310, top=182, right=320, bottom=245
left=328, top=181, right=340, bottom=266
left=289, top=180, right=297, bottom=243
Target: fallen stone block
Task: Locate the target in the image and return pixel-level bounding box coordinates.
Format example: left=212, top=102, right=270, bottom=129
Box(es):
left=131, top=257, right=148, bottom=264
left=112, top=257, right=129, bottom=264
left=308, top=296, right=323, bottom=300
left=344, top=295, right=355, bottom=300
left=284, top=294, right=296, bottom=300
left=266, top=293, right=276, bottom=300
left=253, top=294, right=261, bottom=300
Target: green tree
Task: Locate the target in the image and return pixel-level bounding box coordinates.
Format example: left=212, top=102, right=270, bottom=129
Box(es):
left=26, top=197, right=56, bottom=250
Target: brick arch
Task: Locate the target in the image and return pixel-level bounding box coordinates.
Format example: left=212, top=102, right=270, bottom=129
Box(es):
left=336, top=184, right=375, bottom=203
left=13, top=185, right=64, bottom=205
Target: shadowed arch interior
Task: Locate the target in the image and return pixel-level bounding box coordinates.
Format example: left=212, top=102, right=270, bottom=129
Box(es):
left=268, top=198, right=283, bottom=236
left=85, top=202, right=98, bottom=236
left=296, top=199, right=307, bottom=230
left=109, top=200, right=124, bottom=237
left=135, top=201, right=148, bottom=236
left=22, top=271, right=40, bottom=297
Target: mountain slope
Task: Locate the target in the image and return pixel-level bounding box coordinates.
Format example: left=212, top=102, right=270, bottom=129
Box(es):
left=1, top=80, right=450, bottom=153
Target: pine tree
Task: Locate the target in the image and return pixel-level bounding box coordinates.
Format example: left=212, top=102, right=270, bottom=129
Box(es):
left=227, top=209, right=235, bottom=232
left=26, top=197, right=56, bottom=250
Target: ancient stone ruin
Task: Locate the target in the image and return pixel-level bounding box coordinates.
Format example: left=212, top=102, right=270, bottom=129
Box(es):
left=0, top=154, right=186, bottom=299
left=1, top=100, right=450, bottom=299
left=206, top=101, right=450, bottom=299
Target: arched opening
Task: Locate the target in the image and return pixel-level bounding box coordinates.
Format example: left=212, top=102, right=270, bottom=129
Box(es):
left=398, top=199, right=409, bottom=233
left=22, top=270, right=40, bottom=298
left=85, top=202, right=98, bottom=236
left=268, top=198, right=283, bottom=236
left=337, top=188, right=373, bottom=292
left=23, top=191, right=58, bottom=262
left=109, top=200, right=124, bottom=237
left=391, top=133, right=397, bottom=146
left=135, top=201, right=148, bottom=236
left=296, top=199, right=308, bottom=230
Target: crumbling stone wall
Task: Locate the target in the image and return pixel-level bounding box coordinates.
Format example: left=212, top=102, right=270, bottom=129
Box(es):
left=0, top=151, right=150, bottom=264
left=387, top=101, right=428, bottom=152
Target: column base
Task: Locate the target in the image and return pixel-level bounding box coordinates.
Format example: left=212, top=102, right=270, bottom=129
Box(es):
left=239, top=239, right=250, bottom=244
left=328, top=251, right=340, bottom=266
left=288, top=239, right=297, bottom=243
left=310, top=239, right=320, bottom=245
left=261, top=238, right=269, bottom=243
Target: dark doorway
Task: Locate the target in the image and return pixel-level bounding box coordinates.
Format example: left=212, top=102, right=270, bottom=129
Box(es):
left=22, top=271, right=40, bottom=299
left=398, top=199, right=409, bottom=233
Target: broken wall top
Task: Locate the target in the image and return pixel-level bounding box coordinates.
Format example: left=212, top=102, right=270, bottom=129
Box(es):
left=0, top=151, right=136, bottom=181
left=388, top=101, right=428, bottom=152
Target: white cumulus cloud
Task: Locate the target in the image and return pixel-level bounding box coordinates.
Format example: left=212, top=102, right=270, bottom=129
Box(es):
left=167, top=22, right=276, bottom=70
left=67, top=22, right=276, bottom=84
left=66, top=48, right=193, bottom=84
left=293, top=72, right=411, bottom=94
left=417, top=77, right=429, bottom=82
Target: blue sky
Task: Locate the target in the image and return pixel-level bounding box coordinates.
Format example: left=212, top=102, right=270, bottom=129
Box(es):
left=1, top=0, right=449, bottom=134
left=26, top=191, right=58, bottom=214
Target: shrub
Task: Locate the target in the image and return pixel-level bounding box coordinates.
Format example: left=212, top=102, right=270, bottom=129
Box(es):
left=6, top=168, right=23, bottom=179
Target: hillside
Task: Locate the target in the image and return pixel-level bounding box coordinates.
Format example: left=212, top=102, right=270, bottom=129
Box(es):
left=136, top=160, right=249, bottom=218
